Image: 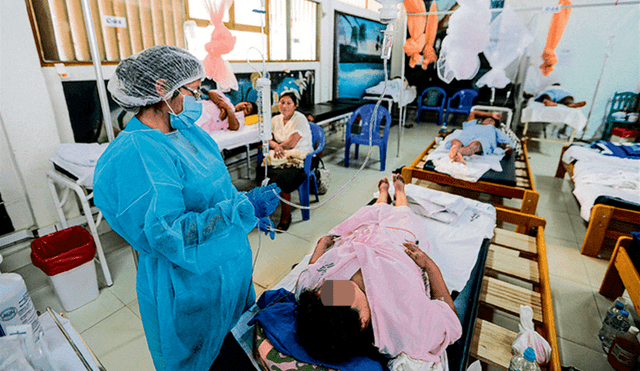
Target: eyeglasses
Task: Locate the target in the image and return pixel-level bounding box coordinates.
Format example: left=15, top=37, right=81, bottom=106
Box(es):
left=181, top=85, right=202, bottom=101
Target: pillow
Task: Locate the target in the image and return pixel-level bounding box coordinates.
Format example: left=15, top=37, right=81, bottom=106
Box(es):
left=498, top=123, right=522, bottom=157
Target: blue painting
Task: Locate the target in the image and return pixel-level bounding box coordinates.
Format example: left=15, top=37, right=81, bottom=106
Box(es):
left=334, top=12, right=387, bottom=99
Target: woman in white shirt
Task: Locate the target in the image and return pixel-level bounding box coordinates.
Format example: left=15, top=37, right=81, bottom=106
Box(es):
left=258, top=91, right=313, bottom=231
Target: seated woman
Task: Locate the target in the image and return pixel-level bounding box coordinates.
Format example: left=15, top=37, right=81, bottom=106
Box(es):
left=196, top=89, right=256, bottom=133
left=535, top=83, right=586, bottom=108
left=445, top=110, right=513, bottom=164
left=258, top=91, right=313, bottom=231
left=295, top=174, right=462, bottom=366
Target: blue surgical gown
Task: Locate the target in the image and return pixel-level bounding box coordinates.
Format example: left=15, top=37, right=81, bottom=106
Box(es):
left=93, top=117, right=257, bottom=371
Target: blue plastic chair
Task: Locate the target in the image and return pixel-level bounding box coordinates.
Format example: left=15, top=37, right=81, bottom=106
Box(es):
left=298, top=122, right=326, bottom=220
left=602, top=91, right=639, bottom=140
left=344, top=104, right=392, bottom=172
left=256, top=121, right=326, bottom=221
left=443, top=89, right=478, bottom=126
left=416, top=87, right=447, bottom=125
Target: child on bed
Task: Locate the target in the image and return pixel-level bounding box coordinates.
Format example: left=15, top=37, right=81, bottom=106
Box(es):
left=535, top=83, right=586, bottom=108
left=445, top=110, right=513, bottom=164
left=295, top=174, right=462, bottom=367
left=196, top=90, right=256, bottom=133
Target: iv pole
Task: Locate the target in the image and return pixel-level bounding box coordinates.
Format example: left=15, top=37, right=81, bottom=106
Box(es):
left=79, top=0, right=115, bottom=143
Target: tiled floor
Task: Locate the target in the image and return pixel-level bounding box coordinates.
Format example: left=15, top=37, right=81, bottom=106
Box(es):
left=18, top=110, right=636, bottom=370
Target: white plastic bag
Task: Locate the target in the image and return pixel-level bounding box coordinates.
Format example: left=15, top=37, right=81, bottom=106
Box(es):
left=512, top=305, right=552, bottom=365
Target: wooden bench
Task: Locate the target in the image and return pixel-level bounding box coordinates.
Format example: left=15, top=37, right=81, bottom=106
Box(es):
left=468, top=209, right=561, bottom=371
left=599, top=236, right=640, bottom=319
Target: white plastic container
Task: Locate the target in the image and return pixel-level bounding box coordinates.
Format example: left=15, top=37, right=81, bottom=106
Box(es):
left=49, top=260, right=99, bottom=312
left=0, top=273, right=43, bottom=338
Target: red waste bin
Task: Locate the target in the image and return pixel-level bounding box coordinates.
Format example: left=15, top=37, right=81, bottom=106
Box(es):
left=31, top=226, right=99, bottom=311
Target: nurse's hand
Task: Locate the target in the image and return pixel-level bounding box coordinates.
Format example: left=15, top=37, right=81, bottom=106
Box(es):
left=246, top=184, right=281, bottom=218
left=258, top=217, right=275, bottom=239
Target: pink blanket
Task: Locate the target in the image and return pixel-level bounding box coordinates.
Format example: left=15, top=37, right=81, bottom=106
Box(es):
left=296, top=204, right=462, bottom=362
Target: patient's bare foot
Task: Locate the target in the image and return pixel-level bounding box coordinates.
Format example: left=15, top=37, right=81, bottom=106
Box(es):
left=449, top=143, right=461, bottom=159
left=568, top=101, right=586, bottom=108
left=543, top=98, right=558, bottom=107
left=453, top=152, right=466, bottom=165
left=376, top=177, right=392, bottom=204
left=392, top=174, right=408, bottom=207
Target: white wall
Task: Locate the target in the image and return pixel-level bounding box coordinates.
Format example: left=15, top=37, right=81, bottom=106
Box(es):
left=517, top=0, right=640, bottom=138
left=1, top=0, right=62, bottom=230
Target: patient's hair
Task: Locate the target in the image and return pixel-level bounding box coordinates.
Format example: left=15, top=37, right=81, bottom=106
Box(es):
left=295, top=289, right=388, bottom=364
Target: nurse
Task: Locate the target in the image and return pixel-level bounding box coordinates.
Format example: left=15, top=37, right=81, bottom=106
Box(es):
left=93, top=45, right=279, bottom=371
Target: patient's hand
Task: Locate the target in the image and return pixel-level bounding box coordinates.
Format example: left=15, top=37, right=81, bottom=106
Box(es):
left=309, top=235, right=338, bottom=264
left=404, top=240, right=432, bottom=269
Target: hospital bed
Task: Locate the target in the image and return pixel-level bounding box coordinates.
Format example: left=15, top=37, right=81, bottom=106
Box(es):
left=229, top=186, right=559, bottom=371
left=555, top=144, right=640, bottom=258
left=521, top=98, right=588, bottom=144
left=599, top=236, right=640, bottom=322
left=401, top=106, right=539, bottom=223
left=207, top=118, right=260, bottom=177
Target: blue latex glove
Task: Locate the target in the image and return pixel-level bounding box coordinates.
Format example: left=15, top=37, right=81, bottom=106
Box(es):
left=258, top=217, right=275, bottom=240
left=246, top=184, right=281, bottom=218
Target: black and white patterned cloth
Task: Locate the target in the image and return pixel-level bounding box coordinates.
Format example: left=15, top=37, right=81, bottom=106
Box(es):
left=498, top=123, right=522, bottom=157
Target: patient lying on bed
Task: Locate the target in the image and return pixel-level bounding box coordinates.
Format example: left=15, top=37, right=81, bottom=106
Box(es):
left=445, top=110, right=513, bottom=164
left=534, top=83, right=586, bottom=108
left=196, top=90, right=256, bottom=133
left=294, top=174, right=462, bottom=366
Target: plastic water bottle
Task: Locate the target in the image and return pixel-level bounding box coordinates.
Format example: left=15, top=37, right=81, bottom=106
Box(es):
left=602, top=310, right=631, bottom=353
left=607, top=326, right=640, bottom=371
left=600, top=301, right=625, bottom=342
left=508, top=347, right=540, bottom=371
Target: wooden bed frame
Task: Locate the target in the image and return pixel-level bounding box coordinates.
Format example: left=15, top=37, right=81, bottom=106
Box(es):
left=555, top=145, right=640, bottom=257
left=401, top=138, right=539, bottom=216
left=599, top=236, right=640, bottom=319
left=470, top=208, right=560, bottom=371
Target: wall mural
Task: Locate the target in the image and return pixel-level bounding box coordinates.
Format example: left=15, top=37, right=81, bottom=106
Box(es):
left=333, top=12, right=387, bottom=99
left=209, top=70, right=315, bottom=110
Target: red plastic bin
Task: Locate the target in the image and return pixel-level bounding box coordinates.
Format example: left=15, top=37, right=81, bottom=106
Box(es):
left=31, top=226, right=96, bottom=276
left=611, top=127, right=640, bottom=138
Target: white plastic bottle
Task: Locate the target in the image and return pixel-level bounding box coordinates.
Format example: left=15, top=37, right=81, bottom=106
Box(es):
left=600, top=301, right=625, bottom=342
left=0, top=273, right=43, bottom=339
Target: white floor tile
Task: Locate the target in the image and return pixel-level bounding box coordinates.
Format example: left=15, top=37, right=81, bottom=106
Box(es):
left=105, top=246, right=138, bottom=305
left=64, top=288, right=125, bottom=333
left=98, top=335, right=155, bottom=371
left=558, top=337, right=614, bottom=370
left=80, top=306, right=145, bottom=357
left=127, top=299, right=141, bottom=318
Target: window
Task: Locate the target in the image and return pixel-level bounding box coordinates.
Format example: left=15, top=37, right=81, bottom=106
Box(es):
left=186, top=0, right=318, bottom=62
left=337, top=0, right=382, bottom=12
left=27, top=0, right=186, bottom=64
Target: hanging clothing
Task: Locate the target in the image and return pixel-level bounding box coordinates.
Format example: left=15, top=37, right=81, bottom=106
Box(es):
left=93, top=116, right=257, bottom=371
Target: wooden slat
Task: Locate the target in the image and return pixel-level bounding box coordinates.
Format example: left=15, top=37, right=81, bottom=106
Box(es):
left=515, top=168, right=527, bottom=177
left=470, top=319, right=517, bottom=370
left=516, top=179, right=530, bottom=188
left=486, top=249, right=540, bottom=284
left=492, top=228, right=537, bottom=254
left=480, top=276, right=543, bottom=324
left=489, top=243, right=520, bottom=257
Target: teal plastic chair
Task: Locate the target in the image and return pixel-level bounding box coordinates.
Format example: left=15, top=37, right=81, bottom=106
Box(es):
left=416, top=87, right=447, bottom=125
left=602, top=92, right=639, bottom=140
left=443, top=89, right=478, bottom=126
left=344, top=104, right=392, bottom=172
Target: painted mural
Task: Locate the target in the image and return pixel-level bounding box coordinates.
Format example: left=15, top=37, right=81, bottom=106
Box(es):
left=209, top=69, right=315, bottom=110
left=333, top=12, right=387, bottom=99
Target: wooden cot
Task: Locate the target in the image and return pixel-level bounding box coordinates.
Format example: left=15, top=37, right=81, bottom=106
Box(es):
left=555, top=145, right=640, bottom=257
left=469, top=207, right=561, bottom=371
left=599, top=236, right=640, bottom=320
left=401, top=138, right=540, bottom=216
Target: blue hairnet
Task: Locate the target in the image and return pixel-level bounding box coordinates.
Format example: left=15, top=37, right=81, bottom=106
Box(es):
left=108, top=45, right=205, bottom=113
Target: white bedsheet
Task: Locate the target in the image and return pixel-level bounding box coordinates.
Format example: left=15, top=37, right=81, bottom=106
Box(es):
left=365, top=78, right=418, bottom=107
left=521, top=99, right=587, bottom=132
left=50, top=157, right=96, bottom=188
left=426, top=139, right=504, bottom=182
left=563, top=145, right=640, bottom=221
left=208, top=124, right=260, bottom=151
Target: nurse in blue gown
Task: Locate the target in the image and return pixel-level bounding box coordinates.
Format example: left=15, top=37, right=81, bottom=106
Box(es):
left=93, top=45, right=279, bottom=371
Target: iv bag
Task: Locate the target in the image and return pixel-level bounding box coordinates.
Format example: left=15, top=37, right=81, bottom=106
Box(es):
left=476, top=5, right=534, bottom=89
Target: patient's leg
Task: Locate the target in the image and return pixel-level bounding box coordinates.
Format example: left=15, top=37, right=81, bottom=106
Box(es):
left=375, top=177, right=392, bottom=204
left=393, top=174, right=408, bottom=207
left=449, top=139, right=462, bottom=160
left=452, top=140, right=482, bottom=165
left=559, top=96, right=586, bottom=108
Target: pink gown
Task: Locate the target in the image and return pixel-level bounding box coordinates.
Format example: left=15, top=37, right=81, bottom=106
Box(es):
left=296, top=204, right=462, bottom=362
left=196, top=92, right=243, bottom=133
